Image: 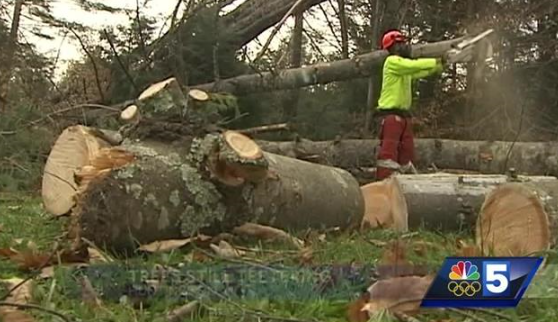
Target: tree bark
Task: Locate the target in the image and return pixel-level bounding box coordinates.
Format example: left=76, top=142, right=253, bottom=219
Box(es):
left=0, top=0, right=24, bottom=107
left=212, top=0, right=326, bottom=49
left=281, top=9, right=304, bottom=121
left=338, top=0, right=349, bottom=59
left=257, top=138, right=558, bottom=176
left=50, top=129, right=364, bottom=254
left=193, top=37, right=463, bottom=95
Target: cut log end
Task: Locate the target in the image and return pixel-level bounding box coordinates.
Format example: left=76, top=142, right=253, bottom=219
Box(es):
left=188, top=89, right=209, bottom=102
left=121, top=105, right=140, bottom=123
left=360, top=177, right=408, bottom=232
left=223, top=131, right=263, bottom=160
left=209, top=131, right=269, bottom=186
left=138, top=77, right=177, bottom=101
left=476, top=183, right=552, bottom=256
left=41, top=126, right=111, bottom=216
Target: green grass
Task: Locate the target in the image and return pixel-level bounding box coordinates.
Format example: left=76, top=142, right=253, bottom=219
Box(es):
left=1, top=195, right=557, bottom=322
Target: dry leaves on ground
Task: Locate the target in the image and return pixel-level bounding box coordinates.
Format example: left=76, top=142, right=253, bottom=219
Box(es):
left=210, top=241, right=245, bottom=259
left=361, top=275, right=434, bottom=316
left=232, top=223, right=304, bottom=249
left=0, top=278, right=36, bottom=322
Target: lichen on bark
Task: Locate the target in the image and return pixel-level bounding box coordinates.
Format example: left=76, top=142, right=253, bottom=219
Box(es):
left=179, top=163, right=226, bottom=236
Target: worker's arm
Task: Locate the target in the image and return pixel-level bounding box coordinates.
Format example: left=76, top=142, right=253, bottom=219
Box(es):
left=411, top=59, right=444, bottom=79
left=384, top=56, right=442, bottom=77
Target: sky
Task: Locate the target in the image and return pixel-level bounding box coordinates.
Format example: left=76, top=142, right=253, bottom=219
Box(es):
left=11, top=0, right=337, bottom=79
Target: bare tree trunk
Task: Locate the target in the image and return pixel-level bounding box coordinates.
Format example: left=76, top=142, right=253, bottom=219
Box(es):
left=282, top=9, right=304, bottom=121
left=0, top=0, right=24, bottom=107
left=338, top=0, right=349, bottom=59
left=193, top=37, right=462, bottom=94
left=364, top=0, right=382, bottom=136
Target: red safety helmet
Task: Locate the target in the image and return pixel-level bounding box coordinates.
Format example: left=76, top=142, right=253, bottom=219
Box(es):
left=381, top=30, right=406, bottom=50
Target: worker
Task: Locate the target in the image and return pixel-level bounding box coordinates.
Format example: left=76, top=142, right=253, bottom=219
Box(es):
left=375, top=29, right=449, bottom=180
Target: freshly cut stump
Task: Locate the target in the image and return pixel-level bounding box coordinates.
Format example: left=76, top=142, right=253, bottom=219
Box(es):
left=360, top=178, right=408, bottom=232
left=41, top=126, right=111, bottom=216
left=476, top=183, right=558, bottom=256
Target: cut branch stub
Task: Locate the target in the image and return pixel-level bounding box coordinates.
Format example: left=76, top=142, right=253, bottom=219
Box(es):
left=120, top=105, right=140, bottom=124
left=188, top=89, right=209, bottom=102
left=136, top=77, right=187, bottom=119
left=208, top=131, right=269, bottom=186
left=476, top=182, right=558, bottom=256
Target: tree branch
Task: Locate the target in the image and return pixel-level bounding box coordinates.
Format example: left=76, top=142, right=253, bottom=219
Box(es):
left=102, top=29, right=140, bottom=95
left=68, top=28, right=106, bottom=103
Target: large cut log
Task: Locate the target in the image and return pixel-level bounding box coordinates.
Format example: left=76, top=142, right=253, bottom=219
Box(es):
left=258, top=138, right=558, bottom=177
left=360, top=173, right=558, bottom=232
left=46, top=127, right=363, bottom=253
left=476, top=182, right=558, bottom=256
left=193, top=38, right=463, bottom=94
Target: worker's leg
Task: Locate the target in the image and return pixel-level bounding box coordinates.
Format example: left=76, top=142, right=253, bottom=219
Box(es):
left=398, top=117, right=415, bottom=167
left=376, top=115, right=405, bottom=180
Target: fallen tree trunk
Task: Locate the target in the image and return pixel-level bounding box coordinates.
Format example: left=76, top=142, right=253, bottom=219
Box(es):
left=476, top=182, right=558, bottom=256
left=193, top=38, right=463, bottom=94
left=258, top=138, right=558, bottom=177
left=45, top=127, right=363, bottom=253
left=360, top=173, right=558, bottom=232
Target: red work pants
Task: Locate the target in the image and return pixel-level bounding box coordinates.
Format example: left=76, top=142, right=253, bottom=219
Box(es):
left=376, top=115, right=414, bottom=180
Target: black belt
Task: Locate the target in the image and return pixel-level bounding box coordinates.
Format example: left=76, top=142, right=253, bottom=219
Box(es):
left=374, top=108, right=412, bottom=118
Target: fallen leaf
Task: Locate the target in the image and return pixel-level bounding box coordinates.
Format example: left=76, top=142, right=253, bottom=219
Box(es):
left=0, top=247, right=19, bottom=258
left=0, top=278, right=36, bottom=321
left=298, top=247, right=314, bottom=265
left=0, top=310, right=35, bottom=322
left=10, top=251, right=51, bottom=271
left=210, top=233, right=235, bottom=244
left=361, top=275, right=434, bottom=316
left=87, top=247, right=111, bottom=263
left=167, top=301, right=200, bottom=322
left=210, top=241, right=245, bottom=259
left=2, top=278, right=33, bottom=304
left=191, top=250, right=210, bottom=262
left=13, top=239, right=23, bottom=245
left=232, top=223, right=304, bottom=249
left=346, top=292, right=371, bottom=322
left=139, top=238, right=192, bottom=253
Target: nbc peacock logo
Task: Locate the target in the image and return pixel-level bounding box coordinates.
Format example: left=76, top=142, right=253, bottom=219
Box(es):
left=447, top=261, right=481, bottom=297
left=449, top=261, right=480, bottom=280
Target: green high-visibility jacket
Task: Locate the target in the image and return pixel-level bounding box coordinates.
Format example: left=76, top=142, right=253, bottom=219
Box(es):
left=377, top=55, right=443, bottom=111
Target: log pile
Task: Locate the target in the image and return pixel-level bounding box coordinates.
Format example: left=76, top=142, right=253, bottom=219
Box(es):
left=42, top=79, right=364, bottom=254
left=42, top=75, right=558, bottom=259
left=360, top=173, right=558, bottom=256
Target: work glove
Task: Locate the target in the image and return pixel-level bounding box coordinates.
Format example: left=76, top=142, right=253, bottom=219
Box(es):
left=443, top=46, right=475, bottom=65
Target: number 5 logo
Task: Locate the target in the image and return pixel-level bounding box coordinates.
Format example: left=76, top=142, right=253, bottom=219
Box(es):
left=483, top=261, right=510, bottom=296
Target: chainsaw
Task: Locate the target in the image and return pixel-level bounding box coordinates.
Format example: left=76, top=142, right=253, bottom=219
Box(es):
left=445, top=29, right=494, bottom=64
